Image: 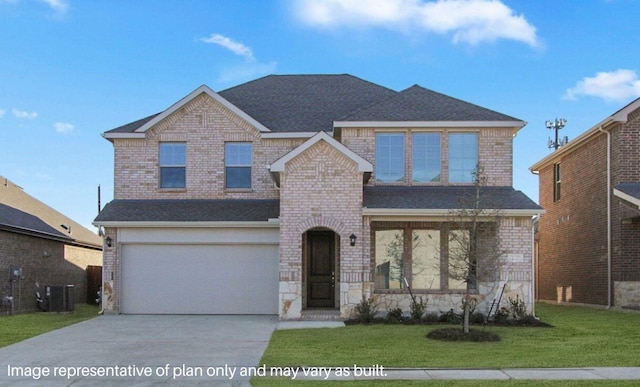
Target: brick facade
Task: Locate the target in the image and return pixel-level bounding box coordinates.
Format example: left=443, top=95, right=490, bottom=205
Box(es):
left=0, top=230, right=101, bottom=313
left=534, top=103, right=640, bottom=307
left=101, top=84, right=536, bottom=317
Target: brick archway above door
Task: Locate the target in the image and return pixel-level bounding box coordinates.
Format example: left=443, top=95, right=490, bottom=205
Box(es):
left=296, top=216, right=347, bottom=236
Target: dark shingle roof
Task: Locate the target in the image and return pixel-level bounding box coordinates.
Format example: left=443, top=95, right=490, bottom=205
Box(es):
left=217, top=74, right=397, bottom=132
left=342, top=85, right=520, bottom=122
left=107, top=113, right=161, bottom=133
left=95, top=199, right=280, bottom=222
left=104, top=75, right=522, bottom=134
left=363, top=186, right=541, bottom=211
left=0, top=203, right=74, bottom=241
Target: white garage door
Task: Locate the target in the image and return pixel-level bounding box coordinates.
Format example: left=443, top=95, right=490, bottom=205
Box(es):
left=120, top=244, right=279, bottom=314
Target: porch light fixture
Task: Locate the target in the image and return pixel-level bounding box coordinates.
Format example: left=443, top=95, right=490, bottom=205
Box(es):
left=105, top=236, right=112, bottom=248
left=349, top=233, right=357, bottom=246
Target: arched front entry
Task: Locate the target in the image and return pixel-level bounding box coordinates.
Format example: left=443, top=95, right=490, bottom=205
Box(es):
left=303, top=229, right=340, bottom=309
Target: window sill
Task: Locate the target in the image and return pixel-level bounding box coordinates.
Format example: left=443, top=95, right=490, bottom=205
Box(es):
left=158, top=188, right=187, bottom=193
left=225, top=188, right=253, bottom=193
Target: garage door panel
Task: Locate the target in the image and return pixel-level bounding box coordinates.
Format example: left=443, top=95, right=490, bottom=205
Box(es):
left=121, top=244, right=278, bottom=314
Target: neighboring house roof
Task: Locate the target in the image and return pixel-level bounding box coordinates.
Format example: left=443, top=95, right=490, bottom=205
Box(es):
left=104, top=74, right=523, bottom=136
left=363, top=186, right=542, bottom=216
left=0, top=203, right=74, bottom=242
left=338, top=85, right=524, bottom=127
left=0, top=176, right=102, bottom=248
left=530, top=97, right=640, bottom=173
left=614, top=183, right=640, bottom=210
left=94, top=199, right=281, bottom=225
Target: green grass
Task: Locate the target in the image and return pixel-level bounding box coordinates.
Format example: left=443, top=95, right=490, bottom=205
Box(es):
left=0, top=304, right=100, bottom=348
left=252, top=380, right=640, bottom=387
left=259, top=303, right=640, bottom=368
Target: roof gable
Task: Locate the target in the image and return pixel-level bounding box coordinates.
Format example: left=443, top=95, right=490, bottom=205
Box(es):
left=104, top=85, right=270, bottom=139
left=269, top=131, right=373, bottom=172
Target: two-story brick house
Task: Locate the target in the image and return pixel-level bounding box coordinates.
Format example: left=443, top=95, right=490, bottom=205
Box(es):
left=530, top=98, right=640, bottom=308
left=94, top=74, right=541, bottom=319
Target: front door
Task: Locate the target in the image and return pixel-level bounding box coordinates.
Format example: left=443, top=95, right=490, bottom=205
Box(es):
left=307, top=231, right=336, bottom=308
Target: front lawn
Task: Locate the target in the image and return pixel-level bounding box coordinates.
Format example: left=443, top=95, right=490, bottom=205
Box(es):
left=260, top=303, right=640, bottom=368
left=0, top=304, right=100, bottom=348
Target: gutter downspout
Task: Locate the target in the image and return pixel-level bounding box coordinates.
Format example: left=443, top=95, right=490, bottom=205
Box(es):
left=598, top=126, right=612, bottom=308
left=531, top=215, right=538, bottom=318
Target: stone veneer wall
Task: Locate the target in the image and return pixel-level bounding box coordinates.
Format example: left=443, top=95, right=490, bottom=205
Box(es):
left=278, top=140, right=366, bottom=319
left=340, top=127, right=513, bottom=186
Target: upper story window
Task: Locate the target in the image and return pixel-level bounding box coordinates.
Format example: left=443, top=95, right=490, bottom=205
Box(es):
left=553, top=163, right=561, bottom=202
left=448, top=133, right=478, bottom=183
left=159, top=142, right=186, bottom=188
left=412, top=133, right=441, bottom=182
left=225, top=142, right=252, bottom=189
left=376, top=133, right=405, bottom=182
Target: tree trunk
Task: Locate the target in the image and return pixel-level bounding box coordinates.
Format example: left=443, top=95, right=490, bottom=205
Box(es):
left=463, top=287, right=470, bottom=334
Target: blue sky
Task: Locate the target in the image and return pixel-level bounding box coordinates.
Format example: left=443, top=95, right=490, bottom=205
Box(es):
left=1, top=0, right=640, bottom=232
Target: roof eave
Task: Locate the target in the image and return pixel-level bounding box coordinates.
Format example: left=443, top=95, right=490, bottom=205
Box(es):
left=613, top=188, right=640, bottom=210
left=92, top=220, right=280, bottom=228
left=334, top=120, right=526, bottom=129
left=529, top=116, right=617, bottom=173
left=362, top=208, right=544, bottom=217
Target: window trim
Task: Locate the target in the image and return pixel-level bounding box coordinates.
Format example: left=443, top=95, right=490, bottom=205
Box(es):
left=159, top=142, right=186, bottom=189
left=448, top=132, right=479, bottom=184
left=375, top=132, right=406, bottom=183
left=224, top=142, right=253, bottom=190
left=553, top=162, right=561, bottom=202
left=372, top=222, right=480, bottom=294
left=411, top=132, right=442, bottom=183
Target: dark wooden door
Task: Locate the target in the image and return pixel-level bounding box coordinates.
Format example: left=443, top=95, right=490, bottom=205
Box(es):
left=307, top=231, right=335, bottom=308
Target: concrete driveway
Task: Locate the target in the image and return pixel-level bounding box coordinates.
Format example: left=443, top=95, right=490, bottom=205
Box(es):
left=0, top=314, right=278, bottom=386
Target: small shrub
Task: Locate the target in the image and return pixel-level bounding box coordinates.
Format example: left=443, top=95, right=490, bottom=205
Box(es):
left=426, top=327, right=501, bottom=342
left=470, top=311, right=486, bottom=325
left=493, top=306, right=512, bottom=325
left=386, top=307, right=403, bottom=323
left=508, top=295, right=527, bottom=320
left=423, top=312, right=440, bottom=323
left=353, top=296, right=378, bottom=323
left=409, top=296, right=428, bottom=321
left=438, top=308, right=462, bottom=324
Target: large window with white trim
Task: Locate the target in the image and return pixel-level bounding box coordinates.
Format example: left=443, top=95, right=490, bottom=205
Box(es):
left=448, top=133, right=478, bottom=183
left=159, top=142, right=186, bottom=188
left=225, top=142, right=252, bottom=189
left=376, top=133, right=405, bottom=182
left=412, top=133, right=441, bottom=182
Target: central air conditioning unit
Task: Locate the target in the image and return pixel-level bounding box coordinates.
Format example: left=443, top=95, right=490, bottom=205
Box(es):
left=45, top=285, right=74, bottom=312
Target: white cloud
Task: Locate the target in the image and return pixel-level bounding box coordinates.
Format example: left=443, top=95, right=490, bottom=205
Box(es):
left=200, top=34, right=256, bottom=62
left=564, top=69, right=640, bottom=102
left=54, top=122, right=75, bottom=134
left=0, top=109, right=5, bottom=118
left=37, top=0, right=69, bottom=13
left=293, top=0, right=538, bottom=47
left=12, top=108, right=38, bottom=119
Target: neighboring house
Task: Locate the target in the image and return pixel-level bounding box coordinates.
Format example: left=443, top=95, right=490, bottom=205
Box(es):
left=94, top=74, right=541, bottom=319
left=0, top=176, right=102, bottom=313
left=530, top=98, right=640, bottom=308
